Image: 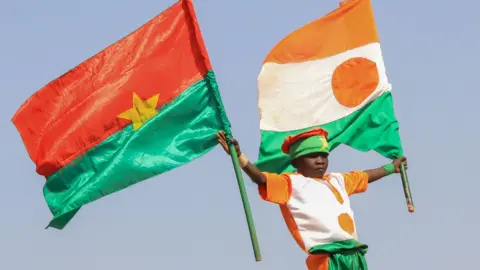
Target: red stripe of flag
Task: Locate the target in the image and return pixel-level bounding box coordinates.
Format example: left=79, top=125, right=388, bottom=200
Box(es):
left=12, top=0, right=211, bottom=177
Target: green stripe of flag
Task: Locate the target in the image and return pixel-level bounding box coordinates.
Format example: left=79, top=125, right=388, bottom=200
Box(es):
left=45, top=71, right=224, bottom=229
left=255, top=92, right=403, bottom=174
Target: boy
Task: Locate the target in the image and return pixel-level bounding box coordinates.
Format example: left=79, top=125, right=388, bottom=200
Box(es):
left=216, top=128, right=407, bottom=270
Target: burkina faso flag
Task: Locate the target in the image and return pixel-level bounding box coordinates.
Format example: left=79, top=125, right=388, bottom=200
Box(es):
left=12, top=0, right=230, bottom=229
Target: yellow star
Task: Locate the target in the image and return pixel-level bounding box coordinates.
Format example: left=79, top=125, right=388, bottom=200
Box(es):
left=320, top=137, right=329, bottom=151
left=118, top=92, right=159, bottom=131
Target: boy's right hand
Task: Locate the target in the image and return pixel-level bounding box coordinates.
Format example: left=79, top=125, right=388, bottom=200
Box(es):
left=216, top=131, right=241, bottom=157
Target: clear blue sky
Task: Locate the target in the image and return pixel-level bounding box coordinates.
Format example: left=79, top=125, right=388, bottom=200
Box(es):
left=1, top=0, right=479, bottom=269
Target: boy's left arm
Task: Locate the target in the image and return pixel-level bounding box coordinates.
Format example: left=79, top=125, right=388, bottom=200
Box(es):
left=342, top=157, right=408, bottom=196
left=364, top=157, right=408, bottom=184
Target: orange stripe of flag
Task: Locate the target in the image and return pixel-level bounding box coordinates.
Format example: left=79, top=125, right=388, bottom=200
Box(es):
left=263, top=0, right=379, bottom=64
left=12, top=0, right=211, bottom=177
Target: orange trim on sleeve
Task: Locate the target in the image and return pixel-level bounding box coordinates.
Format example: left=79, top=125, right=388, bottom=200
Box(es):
left=258, top=172, right=291, bottom=204
left=342, top=171, right=369, bottom=195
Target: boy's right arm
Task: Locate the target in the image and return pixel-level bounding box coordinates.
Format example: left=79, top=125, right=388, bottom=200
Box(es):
left=216, top=131, right=266, bottom=186
left=217, top=131, right=291, bottom=204
left=241, top=161, right=267, bottom=186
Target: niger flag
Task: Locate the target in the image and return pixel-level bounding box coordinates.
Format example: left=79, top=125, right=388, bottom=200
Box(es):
left=256, top=0, right=404, bottom=173
left=12, top=0, right=230, bottom=229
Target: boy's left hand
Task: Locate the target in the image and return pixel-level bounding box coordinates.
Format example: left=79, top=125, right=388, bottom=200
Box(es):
left=392, top=157, right=408, bottom=173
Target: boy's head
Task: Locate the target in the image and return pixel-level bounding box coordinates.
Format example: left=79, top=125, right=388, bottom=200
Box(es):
left=282, top=128, right=330, bottom=178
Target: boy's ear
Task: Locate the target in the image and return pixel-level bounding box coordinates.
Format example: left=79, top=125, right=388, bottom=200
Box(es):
left=291, top=159, right=298, bottom=169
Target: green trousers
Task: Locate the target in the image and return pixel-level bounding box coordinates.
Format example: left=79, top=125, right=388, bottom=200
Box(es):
left=307, top=239, right=368, bottom=270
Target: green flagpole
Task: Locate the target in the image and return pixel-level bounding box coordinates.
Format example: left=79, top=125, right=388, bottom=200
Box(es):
left=400, top=163, right=414, bottom=213
left=227, top=141, right=262, bottom=261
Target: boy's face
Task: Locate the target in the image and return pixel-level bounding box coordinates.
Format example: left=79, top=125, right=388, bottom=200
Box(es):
left=292, top=152, right=329, bottom=178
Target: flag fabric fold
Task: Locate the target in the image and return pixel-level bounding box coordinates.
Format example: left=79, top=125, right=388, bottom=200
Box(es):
left=12, top=0, right=230, bottom=229
left=255, top=0, right=403, bottom=173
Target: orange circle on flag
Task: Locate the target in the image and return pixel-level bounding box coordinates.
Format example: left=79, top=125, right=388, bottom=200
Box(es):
left=332, top=57, right=379, bottom=108
left=338, top=213, right=355, bottom=235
